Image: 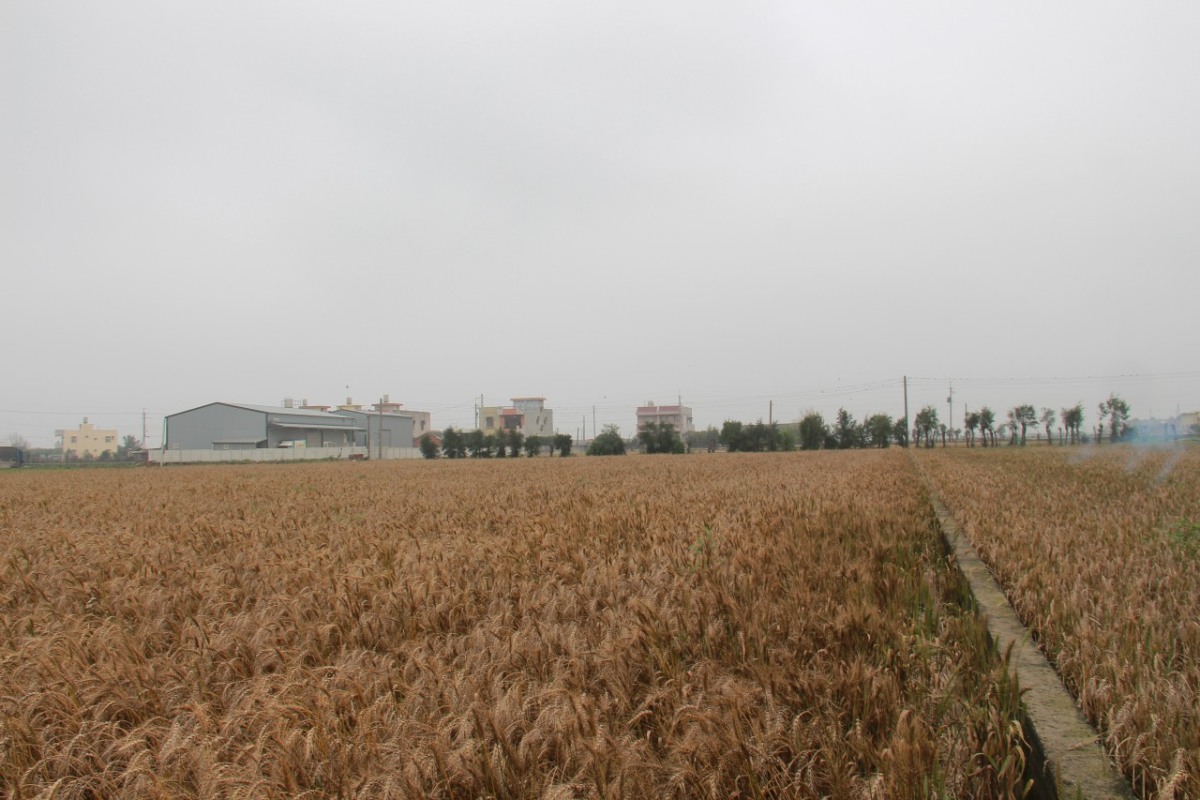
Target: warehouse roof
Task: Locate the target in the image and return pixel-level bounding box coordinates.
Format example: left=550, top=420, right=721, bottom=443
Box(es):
left=332, top=408, right=414, bottom=419
left=271, top=422, right=365, bottom=432
left=167, top=402, right=352, bottom=419
left=229, top=403, right=347, bottom=418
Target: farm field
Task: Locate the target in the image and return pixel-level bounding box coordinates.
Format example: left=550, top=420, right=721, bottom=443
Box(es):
left=917, top=445, right=1200, bottom=798
left=0, top=452, right=1030, bottom=798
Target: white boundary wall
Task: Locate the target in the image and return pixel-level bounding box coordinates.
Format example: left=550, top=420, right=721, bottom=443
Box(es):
left=146, top=446, right=421, bottom=464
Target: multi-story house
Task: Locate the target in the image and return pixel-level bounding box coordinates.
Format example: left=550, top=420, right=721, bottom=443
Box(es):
left=480, top=397, right=554, bottom=439
left=636, top=402, right=694, bottom=436
left=60, top=418, right=119, bottom=459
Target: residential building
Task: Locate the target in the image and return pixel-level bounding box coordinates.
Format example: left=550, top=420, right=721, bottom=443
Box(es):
left=165, top=403, right=360, bottom=450
left=373, top=396, right=433, bottom=442
left=60, top=418, right=118, bottom=459
left=636, top=402, right=694, bottom=436
left=480, top=397, right=554, bottom=439
left=299, top=394, right=431, bottom=444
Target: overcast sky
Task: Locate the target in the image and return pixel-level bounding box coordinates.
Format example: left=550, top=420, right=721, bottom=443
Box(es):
left=3, top=1, right=1198, bottom=446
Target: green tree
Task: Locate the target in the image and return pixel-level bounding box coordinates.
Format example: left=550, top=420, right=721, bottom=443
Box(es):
left=891, top=417, right=909, bottom=448
left=719, top=420, right=790, bottom=453
left=978, top=407, right=996, bottom=447
left=466, top=429, right=493, bottom=458
left=719, top=420, right=745, bottom=452
left=116, top=434, right=142, bottom=459
left=587, top=424, right=626, bottom=456
left=833, top=408, right=860, bottom=449
left=1061, top=403, right=1084, bottom=444
left=664, top=426, right=686, bottom=453
left=766, top=421, right=782, bottom=451
left=914, top=405, right=940, bottom=448
left=552, top=433, right=573, bottom=457
left=441, top=427, right=467, bottom=458
left=687, top=426, right=720, bottom=453
left=964, top=411, right=980, bottom=447
left=1007, top=404, right=1037, bottom=445
left=1098, top=393, right=1131, bottom=442
left=1040, top=408, right=1056, bottom=445
left=505, top=428, right=524, bottom=458
left=864, top=413, right=893, bottom=448
left=419, top=434, right=439, bottom=459
left=523, top=435, right=542, bottom=457
left=798, top=412, right=827, bottom=450
left=639, top=422, right=685, bottom=454
left=744, top=421, right=773, bottom=452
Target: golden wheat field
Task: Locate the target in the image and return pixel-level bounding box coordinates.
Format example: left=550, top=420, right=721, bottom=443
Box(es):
left=917, top=445, right=1200, bottom=799
left=0, top=452, right=1031, bottom=799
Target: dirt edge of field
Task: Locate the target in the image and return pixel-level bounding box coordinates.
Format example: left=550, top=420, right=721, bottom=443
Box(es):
left=917, top=465, right=1135, bottom=799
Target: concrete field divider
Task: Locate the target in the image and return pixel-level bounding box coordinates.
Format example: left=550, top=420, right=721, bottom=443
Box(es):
left=914, top=457, right=1134, bottom=799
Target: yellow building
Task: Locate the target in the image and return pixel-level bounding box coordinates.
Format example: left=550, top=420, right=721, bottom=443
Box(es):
left=61, top=418, right=119, bottom=459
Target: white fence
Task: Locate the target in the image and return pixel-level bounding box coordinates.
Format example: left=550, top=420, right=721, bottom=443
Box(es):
left=146, top=446, right=421, bottom=464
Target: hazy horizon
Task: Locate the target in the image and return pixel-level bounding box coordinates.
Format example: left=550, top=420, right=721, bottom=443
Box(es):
left=4, top=2, right=1197, bottom=447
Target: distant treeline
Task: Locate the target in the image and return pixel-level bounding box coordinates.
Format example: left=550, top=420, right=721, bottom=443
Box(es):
left=422, top=428, right=574, bottom=459
left=701, top=391, right=1142, bottom=451
left=419, top=392, right=1150, bottom=460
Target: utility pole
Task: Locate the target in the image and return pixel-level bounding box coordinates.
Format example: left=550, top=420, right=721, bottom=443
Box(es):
left=378, top=397, right=384, bottom=460
left=592, top=405, right=596, bottom=438
left=769, top=400, right=773, bottom=426
left=903, top=375, right=910, bottom=449
left=142, top=408, right=147, bottom=447
left=947, top=383, right=954, bottom=447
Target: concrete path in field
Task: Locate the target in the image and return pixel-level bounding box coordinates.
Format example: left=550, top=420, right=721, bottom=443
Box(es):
left=918, top=473, right=1135, bottom=799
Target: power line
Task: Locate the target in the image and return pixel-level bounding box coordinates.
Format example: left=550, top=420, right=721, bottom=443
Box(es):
left=0, top=408, right=167, bottom=416
left=908, top=370, right=1200, bottom=386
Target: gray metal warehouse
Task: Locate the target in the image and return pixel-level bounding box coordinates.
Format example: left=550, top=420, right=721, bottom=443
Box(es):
left=331, top=409, right=415, bottom=450
left=165, top=402, right=363, bottom=451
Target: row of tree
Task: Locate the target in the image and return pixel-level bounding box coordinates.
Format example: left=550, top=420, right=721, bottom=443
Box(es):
left=586, top=422, right=687, bottom=455
left=711, top=391, right=1133, bottom=453
left=418, top=391, right=1137, bottom=460
left=717, top=420, right=794, bottom=452
left=420, top=428, right=574, bottom=459
left=914, top=393, right=1131, bottom=448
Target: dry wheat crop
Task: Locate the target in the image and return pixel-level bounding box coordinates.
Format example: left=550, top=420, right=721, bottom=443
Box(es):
left=917, top=445, right=1200, bottom=798
left=2, top=452, right=1028, bottom=798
